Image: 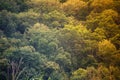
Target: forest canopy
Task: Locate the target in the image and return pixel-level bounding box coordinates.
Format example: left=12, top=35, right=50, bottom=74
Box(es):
left=0, top=0, right=120, bottom=80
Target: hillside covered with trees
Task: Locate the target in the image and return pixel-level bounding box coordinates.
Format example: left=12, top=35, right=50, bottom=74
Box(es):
left=0, top=0, right=120, bottom=80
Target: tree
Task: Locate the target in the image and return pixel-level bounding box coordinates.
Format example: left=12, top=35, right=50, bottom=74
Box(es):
left=71, top=68, right=87, bottom=80
left=87, top=9, right=119, bottom=31
left=97, top=65, right=117, bottom=80
left=0, top=0, right=28, bottom=12
left=0, top=37, right=44, bottom=80
left=90, top=0, right=114, bottom=13
left=0, top=10, right=18, bottom=37
left=86, top=9, right=120, bottom=48
left=0, top=37, right=10, bottom=80
left=92, top=28, right=106, bottom=41
left=62, top=0, right=89, bottom=20
left=41, top=10, right=68, bottom=28
left=97, top=40, right=117, bottom=65
left=55, top=47, right=72, bottom=79
left=5, top=46, right=43, bottom=80
left=26, top=23, right=59, bottom=56
left=58, top=24, right=97, bottom=69
left=25, top=23, right=73, bottom=80
left=71, top=67, right=100, bottom=80
left=28, top=0, right=61, bottom=13
left=16, top=10, right=40, bottom=33
left=113, top=0, right=120, bottom=13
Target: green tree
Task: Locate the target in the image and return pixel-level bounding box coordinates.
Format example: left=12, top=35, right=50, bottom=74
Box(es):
left=0, top=0, right=28, bottom=12
left=26, top=23, right=59, bottom=56
left=0, top=37, right=10, bottom=80
left=41, top=10, right=68, bottom=28
left=0, top=10, right=18, bottom=37
left=58, top=24, right=97, bottom=69
left=71, top=67, right=100, bottom=80
left=25, top=23, right=72, bottom=80
left=5, top=46, right=43, bottom=80
left=28, top=0, right=61, bottom=13
left=16, top=10, right=40, bottom=33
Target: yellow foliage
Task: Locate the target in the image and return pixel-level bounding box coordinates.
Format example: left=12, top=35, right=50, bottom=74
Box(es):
left=45, top=61, right=60, bottom=70
left=63, top=0, right=86, bottom=9
left=98, top=40, right=116, bottom=56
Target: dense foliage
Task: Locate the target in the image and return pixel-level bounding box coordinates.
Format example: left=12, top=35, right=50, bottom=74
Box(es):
left=0, top=0, right=120, bottom=80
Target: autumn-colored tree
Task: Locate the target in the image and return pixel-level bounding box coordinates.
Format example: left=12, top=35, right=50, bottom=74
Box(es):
left=62, top=0, right=89, bottom=20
